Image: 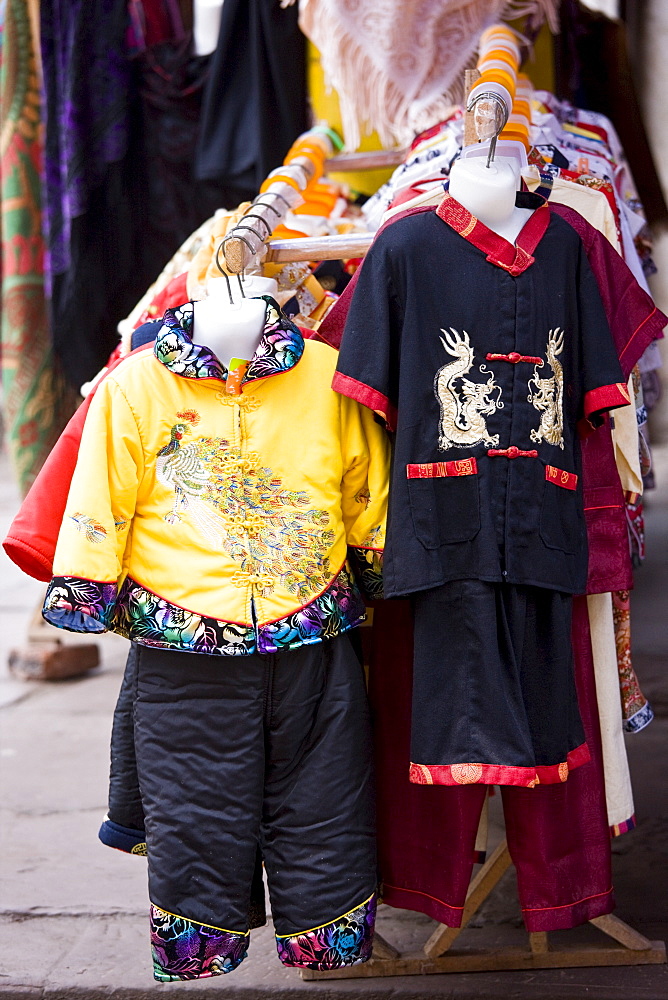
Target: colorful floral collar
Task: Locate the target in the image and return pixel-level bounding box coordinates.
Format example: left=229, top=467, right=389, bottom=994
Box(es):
left=154, top=296, right=304, bottom=387
left=436, top=191, right=550, bottom=276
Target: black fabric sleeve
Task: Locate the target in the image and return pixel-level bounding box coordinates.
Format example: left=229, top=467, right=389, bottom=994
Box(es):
left=332, top=233, right=403, bottom=430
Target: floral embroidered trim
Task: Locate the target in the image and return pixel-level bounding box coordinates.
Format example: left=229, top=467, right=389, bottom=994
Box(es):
left=154, top=297, right=304, bottom=386
left=43, top=577, right=116, bottom=634
left=115, top=564, right=365, bottom=656
left=409, top=742, right=591, bottom=789
left=348, top=546, right=384, bottom=601
left=276, top=892, right=376, bottom=970
left=44, top=565, right=366, bottom=656
left=150, top=903, right=248, bottom=981
left=622, top=701, right=653, bottom=734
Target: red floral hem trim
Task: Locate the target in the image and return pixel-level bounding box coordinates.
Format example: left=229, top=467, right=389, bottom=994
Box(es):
left=584, top=382, right=631, bottom=422
left=409, top=742, right=590, bottom=788
left=332, top=371, right=397, bottom=431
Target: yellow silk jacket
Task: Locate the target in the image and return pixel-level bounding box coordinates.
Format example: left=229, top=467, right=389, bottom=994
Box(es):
left=43, top=298, right=388, bottom=656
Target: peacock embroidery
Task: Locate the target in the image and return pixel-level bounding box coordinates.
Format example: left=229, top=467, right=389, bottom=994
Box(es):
left=155, top=410, right=334, bottom=598
left=434, top=328, right=502, bottom=450
left=155, top=410, right=227, bottom=546
left=528, top=327, right=565, bottom=449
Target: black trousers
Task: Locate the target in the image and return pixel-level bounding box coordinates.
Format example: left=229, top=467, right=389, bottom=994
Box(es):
left=105, top=635, right=377, bottom=979
left=410, top=581, right=586, bottom=787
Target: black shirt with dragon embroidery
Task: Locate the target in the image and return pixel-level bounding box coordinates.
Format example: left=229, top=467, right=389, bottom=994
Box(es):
left=334, top=207, right=627, bottom=597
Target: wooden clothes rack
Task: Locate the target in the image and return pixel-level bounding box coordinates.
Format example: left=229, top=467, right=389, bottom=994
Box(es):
left=301, top=841, right=666, bottom=980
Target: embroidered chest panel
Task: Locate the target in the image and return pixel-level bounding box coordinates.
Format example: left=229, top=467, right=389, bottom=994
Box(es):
left=155, top=411, right=334, bottom=599
left=433, top=326, right=567, bottom=454
left=433, top=328, right=502, bottom=450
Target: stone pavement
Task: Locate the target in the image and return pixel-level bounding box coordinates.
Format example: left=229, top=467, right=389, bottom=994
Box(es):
left=1, top=448, right=667, bottom=1000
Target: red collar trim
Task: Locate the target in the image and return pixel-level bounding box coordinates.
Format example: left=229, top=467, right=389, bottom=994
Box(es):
left=436, top=192, right=550, bottom=276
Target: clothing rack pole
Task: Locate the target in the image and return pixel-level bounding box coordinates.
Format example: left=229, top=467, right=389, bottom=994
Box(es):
left=220, top=129, right=338, bottom=273
left=264, top=232, right=373, bottom=264
left=324, top=148, right=409, bottom=171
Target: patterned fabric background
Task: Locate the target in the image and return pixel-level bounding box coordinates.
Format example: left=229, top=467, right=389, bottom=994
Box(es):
left=1, top=0, right=76, bottom=495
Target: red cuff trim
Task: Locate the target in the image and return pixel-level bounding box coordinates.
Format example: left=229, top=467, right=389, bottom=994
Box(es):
left=331, top=371, right=397, bottom=431
left=584, top=382, right=631, bottom=421
left=545, top=465, right=578, bottom=490
left=406, top=457, right=478, bottom=478
left=409, top=742, right=590, bottom=788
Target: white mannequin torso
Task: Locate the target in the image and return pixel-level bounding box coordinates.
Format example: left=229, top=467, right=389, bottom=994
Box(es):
left=448, top=157, right=533, bottom=245
left=192, top=276, right=278, bottom=369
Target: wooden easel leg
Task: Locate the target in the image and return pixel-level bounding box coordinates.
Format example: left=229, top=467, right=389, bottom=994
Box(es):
left=590, top=913, right=656, bottom=951
left=423, top=839, right=512, bottom=957
left=371, top=932, right=400, bottom=960
left=529, top=932, right=549, bottom=954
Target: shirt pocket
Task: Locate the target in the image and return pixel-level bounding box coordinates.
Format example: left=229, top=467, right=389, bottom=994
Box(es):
left=407, top=461, right=481, bottom=548
left=539, top=465, right=582, bottom=555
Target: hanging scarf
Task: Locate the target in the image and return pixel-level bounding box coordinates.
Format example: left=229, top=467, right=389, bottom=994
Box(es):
left=298, top=0, right=558, bottom=149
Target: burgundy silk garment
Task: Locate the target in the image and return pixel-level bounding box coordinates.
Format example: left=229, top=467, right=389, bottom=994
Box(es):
left=369, top=595, right=613, bottom=932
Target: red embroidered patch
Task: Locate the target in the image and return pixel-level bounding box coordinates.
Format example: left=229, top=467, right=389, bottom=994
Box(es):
left=545, top=465, right=578, bottom=490
left=406, top=458, right=478, bottom=479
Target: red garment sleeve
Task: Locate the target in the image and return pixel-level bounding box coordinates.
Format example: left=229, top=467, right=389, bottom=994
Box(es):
left=575, top=239, right=630, bottom=426
left=2, top=346, right=152, bottom=581
left=551, top=202, right=666, bottom=376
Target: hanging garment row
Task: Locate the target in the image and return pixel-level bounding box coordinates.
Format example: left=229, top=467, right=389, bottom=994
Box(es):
left=4, top=61, right=665, bottom=984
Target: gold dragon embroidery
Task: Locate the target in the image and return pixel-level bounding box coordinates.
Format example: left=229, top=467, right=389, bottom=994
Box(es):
left=434, top=328, right=503, bottom=450
left=528, top=327, right=565, bottom=449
